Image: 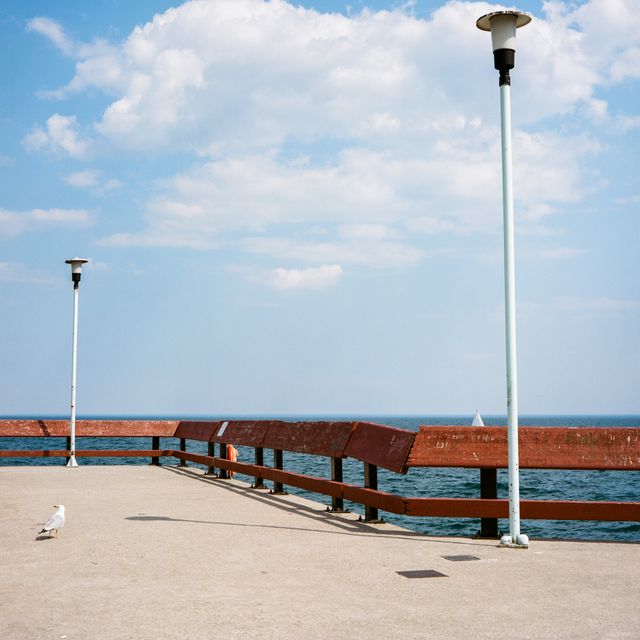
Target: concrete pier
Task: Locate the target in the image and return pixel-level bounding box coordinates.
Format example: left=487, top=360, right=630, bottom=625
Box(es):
left=2, top=466, right=638, bottom=639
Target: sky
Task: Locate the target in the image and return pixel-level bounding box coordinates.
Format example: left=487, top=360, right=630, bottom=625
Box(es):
left=0, top=0, right=638, bottom=417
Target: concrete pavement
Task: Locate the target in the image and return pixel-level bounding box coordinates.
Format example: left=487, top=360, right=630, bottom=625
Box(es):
left=1, top=465, right=638, bottom=639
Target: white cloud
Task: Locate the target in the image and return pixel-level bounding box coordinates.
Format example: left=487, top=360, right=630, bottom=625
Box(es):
left=65, top=169, right=121, bottom=193
left=0, top=262, right=28, bottom=283
left=26, top=1, right=640, bottom=271
left=614, top=194, right=640, bottom=205
left=0, top=262, right=58, bottom=285
left=23, top=114, right=91, bottom=158
left=553, top=296, right=640, bottom=312
left=523, top=247, right=588, bottom=261
left=34, top=0, right=636, bottom=151
left=85, top=259, right=108, bottom=271
left=570, top=0, right=640, bottom=84
left=244, top=235, right=424, bottom=268
left=0, top=207, right=92, bottom=236
left=338, top=224, right=393, bottom=240
left=29, top=1, right=640, bottom=150
left=26, top=17, right=75, bottom=56
left=257, top=264, right=343, bottom=290
left=99, top=126, right=592, bottom=254
left=614, top=114, right=640, bottom=132
left=65, top=169, right=100, bottom=188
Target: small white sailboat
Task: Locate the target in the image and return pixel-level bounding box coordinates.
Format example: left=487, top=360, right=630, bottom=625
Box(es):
left=472, top=410, right=485, bottom=427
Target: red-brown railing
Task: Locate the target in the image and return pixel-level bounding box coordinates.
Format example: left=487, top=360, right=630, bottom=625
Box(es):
left=1, top=419, right=639, bottom=534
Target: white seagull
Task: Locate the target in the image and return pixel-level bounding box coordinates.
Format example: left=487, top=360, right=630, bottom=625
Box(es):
left=39, top=505, right=65, bottom=538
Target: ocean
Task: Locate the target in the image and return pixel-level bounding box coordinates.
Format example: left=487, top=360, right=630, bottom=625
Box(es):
left=2, top=414, right=639, bottom=542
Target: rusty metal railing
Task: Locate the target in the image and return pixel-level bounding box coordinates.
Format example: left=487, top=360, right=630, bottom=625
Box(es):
left=1, top=419, right=639, bottom=532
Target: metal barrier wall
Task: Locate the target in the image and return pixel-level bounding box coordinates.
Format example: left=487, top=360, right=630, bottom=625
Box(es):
left=1, top=419, right=639, bottom=534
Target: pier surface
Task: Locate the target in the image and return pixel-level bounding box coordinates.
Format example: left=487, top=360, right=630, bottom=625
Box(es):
left=2, top=466, right=638, bottom=639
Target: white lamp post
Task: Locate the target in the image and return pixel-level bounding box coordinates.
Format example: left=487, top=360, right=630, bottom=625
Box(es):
left=476, top=10, right=531, bottom=548
left=65, top=257, right=88, bottom=468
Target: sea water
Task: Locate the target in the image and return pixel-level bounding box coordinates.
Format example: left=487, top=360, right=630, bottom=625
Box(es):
left=2, top=414, right=638, bottom=542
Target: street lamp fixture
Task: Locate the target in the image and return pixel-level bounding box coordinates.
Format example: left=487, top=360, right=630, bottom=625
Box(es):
left=476, top=10, right=531, bottom=548
left=65, top=257, right=88, bottom=467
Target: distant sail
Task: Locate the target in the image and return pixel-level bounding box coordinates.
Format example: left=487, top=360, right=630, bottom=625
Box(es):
left=472, top=410, right=485, bottom=427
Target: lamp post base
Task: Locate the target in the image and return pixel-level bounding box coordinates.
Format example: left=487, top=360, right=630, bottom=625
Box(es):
left=66, top=456, right=79, bottom=468
left=500, top=533, right=529, bottom=548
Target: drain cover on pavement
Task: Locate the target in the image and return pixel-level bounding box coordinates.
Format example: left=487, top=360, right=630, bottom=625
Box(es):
left=396, top=570, right=448, bottom=579
left=442, top=555, right=480, bottom=562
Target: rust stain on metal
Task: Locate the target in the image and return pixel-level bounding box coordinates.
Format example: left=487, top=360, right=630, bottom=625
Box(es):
left=209, top=421, right=271, bottom=447
left=343, top=421, right=415, bottom=473
left=407, top=426, right=640, bottom=470
left=2, top=419, right=639, bottom=524
left=262, top=421, right=354, bottom=457
left=0, top=449, right=171, bottom=458
left=519, top=499, right=640, bottom=522
left=174, top=421, right=218, bottom=441
left=0, top=449, right=71, bottom=458
left=403, top=496, right=640, bottom=521
left=404, top=497, right=509, bottom=518
left=0, top=420, right=179, bottom=438
left=342, top=485, right=405, bottom=514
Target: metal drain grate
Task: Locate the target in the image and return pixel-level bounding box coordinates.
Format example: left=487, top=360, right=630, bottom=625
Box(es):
left=442, top=555, right=480, bottom=562
left=396, top=570, right=448, bottom=579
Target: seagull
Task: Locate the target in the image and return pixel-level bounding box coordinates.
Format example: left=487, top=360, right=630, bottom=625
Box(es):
left=39, top=505, right=65, bottom=538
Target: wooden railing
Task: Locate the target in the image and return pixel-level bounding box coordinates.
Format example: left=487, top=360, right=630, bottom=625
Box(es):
left=1, top=419, right=639, bottom=535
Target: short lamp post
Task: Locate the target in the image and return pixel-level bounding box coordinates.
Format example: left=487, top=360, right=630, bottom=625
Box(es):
left=65, top=257, right=88, bottom=468
left=476, top=10, right=531, bottom=548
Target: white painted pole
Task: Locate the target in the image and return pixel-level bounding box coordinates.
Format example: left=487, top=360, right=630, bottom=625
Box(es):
left=65, top=257, right=87, bottom=467
left=477, top=9, right=531, bottom=548
left=499, top=81, right=521, bottom=541
left=67, top=281, right=80, bottom=467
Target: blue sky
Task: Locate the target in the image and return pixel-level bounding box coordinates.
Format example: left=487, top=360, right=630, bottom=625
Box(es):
left=0, top=0, right=638, bottom=416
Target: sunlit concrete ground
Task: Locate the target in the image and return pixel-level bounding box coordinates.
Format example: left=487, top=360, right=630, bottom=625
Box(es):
left=2, top=465, right=638, bottom=640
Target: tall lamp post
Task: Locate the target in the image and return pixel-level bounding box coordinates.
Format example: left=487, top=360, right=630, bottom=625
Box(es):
left=476, top=10, right=531, bottom=548
left=65, top=257, right=88, bottom=468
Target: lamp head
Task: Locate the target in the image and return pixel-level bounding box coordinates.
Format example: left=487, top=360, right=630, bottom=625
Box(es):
left=65, top=257, right=89, bottom=287
left=476, top=11, right=531, bottom=85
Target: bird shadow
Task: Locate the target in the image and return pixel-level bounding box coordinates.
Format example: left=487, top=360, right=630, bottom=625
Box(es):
left=34, top=534, right=57, bottom=542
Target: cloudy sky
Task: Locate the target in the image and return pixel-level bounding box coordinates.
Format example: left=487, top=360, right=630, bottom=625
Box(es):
left=1, top=0, right=638, bottom=416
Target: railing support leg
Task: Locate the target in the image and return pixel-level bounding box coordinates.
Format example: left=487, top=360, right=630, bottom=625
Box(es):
left=478, top=468, right=499, bottom=538
left=251, top=447, right=266, bottom=489
left=271, top=449, right=287, bottom=494
left=151, top=436, right=160, bottom=466
left=361, top=462, right=383, bottom=523
left=66, top=436, right=71, bottom=465
left=178, top=438, right=187, bottom=467
left=218, top=442, right=229, bottom=479
left=328, top=457, right=348, bottom=512
left=205, top=442, right=217, bottom=476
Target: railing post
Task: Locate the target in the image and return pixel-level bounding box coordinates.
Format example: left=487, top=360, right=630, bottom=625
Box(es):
left=151, top=436, right=160, bottom=466
left=271, top=449, right=287, bottom=494
left=178, top=438, right=187, bottom=467
left=65, top=436, right=71, bottom=465
left=478, top=468, right=499, bottom=538
left=362, top=462, right=383, bottom=522
left=205, top=442, right=216, bottom=475
left=252, top=447, right=266, bottom=489
left=218, top=442, right=229, bottom=479
left=328, top=457, right=347, bottom=512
